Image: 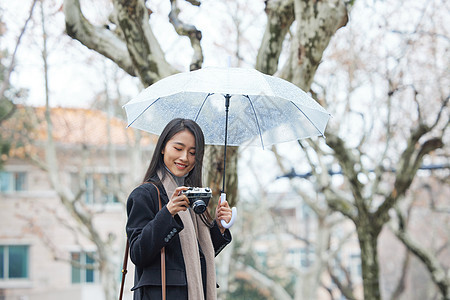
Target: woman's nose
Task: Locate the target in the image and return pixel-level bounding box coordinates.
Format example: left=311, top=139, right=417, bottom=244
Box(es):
left=180, top=150, right=188, bottom=161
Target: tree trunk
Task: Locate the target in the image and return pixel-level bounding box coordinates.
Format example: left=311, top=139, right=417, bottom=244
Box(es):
left=204, top=145, right=239, bottom=208
left=356, top=219, right=382, bottom=300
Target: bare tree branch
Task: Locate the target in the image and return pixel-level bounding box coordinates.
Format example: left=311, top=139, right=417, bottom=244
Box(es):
left=325, top=133, right=365, bottom=217
left=272, top=143, right=330, bottom=217
left=430, top=95, right=449, bottom=130
left=255, top=0, right=294, bottom=75
left=389, top=250, right=410, bottom=300
left=169, top=0, right=203, bottom=70
left=63, top=0, right=136, bottom=76
left=185, top=0, right=201, bottom=5
left=0, top=0, right=38, bottom=123
left=375, top=125, right=444, bottom=222
left=370, top=84, right=395, bottom=205
left=328, top=264, right=357, bottom=300
left=373, top=92, right=448, bottom=222
left=391, top=208, right=450, bottom=299
left=112, top=0, right=178, bottom=85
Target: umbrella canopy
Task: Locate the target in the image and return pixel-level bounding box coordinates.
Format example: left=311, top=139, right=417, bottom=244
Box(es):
left=124, top=67, right=330, bottom=149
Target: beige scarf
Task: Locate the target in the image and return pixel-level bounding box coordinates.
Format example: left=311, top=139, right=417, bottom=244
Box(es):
left=159, top=170, right=217, bottom=300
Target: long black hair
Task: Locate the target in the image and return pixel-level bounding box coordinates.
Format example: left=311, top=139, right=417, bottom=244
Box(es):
left=143, top=118, right=205, bottom=186
left=143, top=118, right=213, bottom=227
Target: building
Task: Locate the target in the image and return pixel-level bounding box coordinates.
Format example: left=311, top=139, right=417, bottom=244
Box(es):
left=0, top=106, right=155, bottom=300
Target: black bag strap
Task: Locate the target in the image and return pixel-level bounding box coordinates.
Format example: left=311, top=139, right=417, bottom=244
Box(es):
left=119, top=182, right=165, bottom=300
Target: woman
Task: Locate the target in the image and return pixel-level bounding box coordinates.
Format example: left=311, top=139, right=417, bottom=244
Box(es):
left=126, top=118, right=232, bottom=300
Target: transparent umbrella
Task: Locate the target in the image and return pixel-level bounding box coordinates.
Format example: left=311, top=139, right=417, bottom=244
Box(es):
left=124, top=67, right=330, bottom=149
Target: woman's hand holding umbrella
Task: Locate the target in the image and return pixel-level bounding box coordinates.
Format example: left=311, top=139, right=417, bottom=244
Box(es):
left=215, top=195, right=233, bottom=234
left=216, top=193, right=237, bottom=231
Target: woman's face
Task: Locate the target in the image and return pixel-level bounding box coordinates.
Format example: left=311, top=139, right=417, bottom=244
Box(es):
left=162, top=129, right=196, bottom=177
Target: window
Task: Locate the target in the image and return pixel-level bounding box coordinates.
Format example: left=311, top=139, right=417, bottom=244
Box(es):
left=71, top=173, right=120, bottom=204
left=71, top=251, right=97, bottom=284
left=0, top=172, right=26, bottom=193
left=0, top=245, right=29, bottom=280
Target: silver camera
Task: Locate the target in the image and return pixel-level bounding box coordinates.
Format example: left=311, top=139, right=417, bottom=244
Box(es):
left=182, top=187, right=212, bottom=214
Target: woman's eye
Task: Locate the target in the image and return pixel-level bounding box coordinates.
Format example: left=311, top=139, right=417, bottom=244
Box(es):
left=190, top=152, right=196, bottom=156
left=174, top=147, right=182, bottom=151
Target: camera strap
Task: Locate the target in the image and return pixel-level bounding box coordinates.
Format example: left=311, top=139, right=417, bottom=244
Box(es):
left=119, top=182, right=166, bottom=300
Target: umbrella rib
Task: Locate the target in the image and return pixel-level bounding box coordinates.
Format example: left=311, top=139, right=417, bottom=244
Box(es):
left=244, top=95, right=265, bottom=149
left=194, top=93, right=213, bottom=122
left=126, top=97, right=162, bottom=127
left=289, top=101, right=326, bottom=137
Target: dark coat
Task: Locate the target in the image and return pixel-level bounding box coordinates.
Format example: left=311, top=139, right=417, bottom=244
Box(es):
left=126, top=180, right=232, bottom=300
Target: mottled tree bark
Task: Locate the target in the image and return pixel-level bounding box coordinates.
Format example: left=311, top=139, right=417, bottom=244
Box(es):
left=355, top=217, right=382, bottom=300
left=255, top=0, right=295, bottom=75
left=256, top=0, right=349, bottom=90
left=112, top=0, right=177, bottom=85
left=284, top=0, right=349, bottom=90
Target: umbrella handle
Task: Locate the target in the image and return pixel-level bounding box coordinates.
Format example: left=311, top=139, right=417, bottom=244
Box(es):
left=219, top=193, right=237, bottom=229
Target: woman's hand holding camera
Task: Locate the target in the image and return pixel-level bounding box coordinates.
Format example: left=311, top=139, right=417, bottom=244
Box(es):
left=216, top=197, right=232, bottom=234
left=167, top=186, right=189, bottom=216
left=166, top=187, right=233, bottom=233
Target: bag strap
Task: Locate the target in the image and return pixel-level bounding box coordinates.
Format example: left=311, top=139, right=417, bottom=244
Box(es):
left=119, top=182, right=166, bottom=300
left=119, top=239, right=129, bottom=300
left=154, top=183, right=167, bottom=300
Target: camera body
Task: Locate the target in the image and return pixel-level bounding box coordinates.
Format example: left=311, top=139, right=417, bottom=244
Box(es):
left=182, top=187, right=212, bottom=214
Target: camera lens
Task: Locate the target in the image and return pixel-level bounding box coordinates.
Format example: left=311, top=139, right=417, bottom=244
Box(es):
left=192, top=200, right=206, bottom=214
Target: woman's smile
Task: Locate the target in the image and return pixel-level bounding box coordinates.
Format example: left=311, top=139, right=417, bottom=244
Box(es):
left=175, top=162, right=188, bottom=169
